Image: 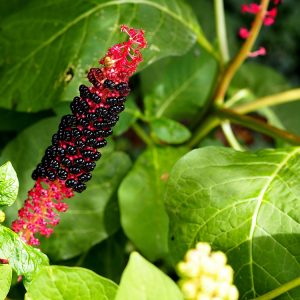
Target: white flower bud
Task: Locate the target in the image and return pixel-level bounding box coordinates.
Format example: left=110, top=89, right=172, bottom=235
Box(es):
left=199, top=275, right=217, bottom=295
left=217, top=265, right=234, bottom=283
left=227, top=285, right=239, bottom=300
left=211, top=251, right=227, bottom=266
left=0, top=210, right=5, bottom=223
left=180, top=279, right=198, bottom=299
left=196, top=242, right=211, bottom=255
left=196, top=294, right=211, bottom=300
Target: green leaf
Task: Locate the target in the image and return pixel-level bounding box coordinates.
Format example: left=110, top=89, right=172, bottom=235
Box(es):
left=40, top=151, right=132, bottom=260
left=25, top=266, right=117, bottom=300
left=0, top=0, right=201, bottom=112
left=151, top=117, right=191, bottom=144
left=0, top=225, right=49, bottom=283
left=0, top=162, right=18, bottom=208
left=0, top=264, right=12, bottom=300
left=115, top=252, right=183, bottom=300
left=114, top=96, right=141, bottom=136
left=119, top=146, right=187, bottom=260
left=141, top=45, right=217, bottom=120
left=165, top=146, right=300, bottom=298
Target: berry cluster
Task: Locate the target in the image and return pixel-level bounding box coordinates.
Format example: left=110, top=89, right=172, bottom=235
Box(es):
left=31, top=76, right=130, bottom=193
left=12, top=25, right=147, bottom=245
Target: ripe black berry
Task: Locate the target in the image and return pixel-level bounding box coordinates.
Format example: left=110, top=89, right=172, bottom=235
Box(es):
left=79, top=85, right=90, bottom=98
left=103, top=79, right=115, bottom=89
left=90, top=93, right=101, bottom=104
left=78, top=173, right=92, bottom=182
left=66, top=179, right=77, bottom=188
left=66, top=146, right=77, bottom=155
left=94, top=139, right=107, bottom=148
left=46, top=170, right=56, bottom=181
left=73, top=182, right=86, bottom=193
left=83, top=161, right=96, bottom=172
left=75, top=140, right=85, bottom=149
left=57, top=169, right=68, bottom=180
left=61, top=158, right=72, bottom=167
left=69, top=166, right=81, bottom=174
left=74, top=158, right=85, bottom=167
left=91, top=151, right=101, bottom=161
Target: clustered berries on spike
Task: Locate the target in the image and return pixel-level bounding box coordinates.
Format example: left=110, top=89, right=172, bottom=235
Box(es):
left=12, top=25, right=147, bottom=245
left=239, top=0, right=282, bottom=57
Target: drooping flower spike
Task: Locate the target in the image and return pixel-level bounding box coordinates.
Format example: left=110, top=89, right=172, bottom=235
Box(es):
left=12, top=25, right=147, bottom=246
left=239, top=0, right=282, bottom=57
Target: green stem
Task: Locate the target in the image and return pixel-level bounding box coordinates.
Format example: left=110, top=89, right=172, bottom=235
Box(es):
left=214, top=0, right=229, bottom=65
left=196, top=30, right=220, bottom=62
left=216, top=107, right=300, bottom=145
left=221, top=120, right=244, bottom=151
left=255, top=276, right=300, bottom=300
left=132, top=123, right=153, bottom=146
left=214, top=0, right=270, bottom=104
left=188, top=115, right=220, bottom=148
left=233, top=88, right=300, bottom=113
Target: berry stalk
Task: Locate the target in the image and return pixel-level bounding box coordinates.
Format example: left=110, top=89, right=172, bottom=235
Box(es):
left=12, top=25, right=147, bottom=246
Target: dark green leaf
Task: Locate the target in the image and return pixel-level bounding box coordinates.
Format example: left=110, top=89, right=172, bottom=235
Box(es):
left=115, top=252, right=183, bottom=300
left=0, top=225, right=49, bottom=283
left=82, top=230, right=128, bottom=284
left=119, top=146, right=187, bottom=260
left=151, top=117, right=191, bottom=144
left=141, top=46, right=217, bottom=120
left=0, top=162, right=19, bottom=208
left=114, top=96, right=141, bottom=136
left=0, top=0, right=201, bottom=112
left=40, top=151, right=132, bottom=260
left=0, top=264, right=12, bottom=300
left=25, top=266, right=117, bottom=300
left=165, top=146, right=300, bottom=298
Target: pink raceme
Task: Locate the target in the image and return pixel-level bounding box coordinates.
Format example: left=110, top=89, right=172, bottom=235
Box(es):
left=12, top=25, right=147, bottom=246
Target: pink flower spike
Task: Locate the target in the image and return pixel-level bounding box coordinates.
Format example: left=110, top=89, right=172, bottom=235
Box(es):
left=248, top=46, right=267, bottom=57
left=241, top=3, right=261, bottom=14
left=239, top=27, right=250, bottom=39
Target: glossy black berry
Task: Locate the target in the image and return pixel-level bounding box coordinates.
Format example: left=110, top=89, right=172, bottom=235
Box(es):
left=91, top=151, right=101, bottom=161
left=79, top=85, right=90, bottom=98
left=116, top=82, right=128, bottom=92
left=45, top=146, right=57, bottom=157
left=32, top=170, right=39, bottom=180
left=61, top=158, right=72, bottom=167
left=69, top=166, right=81, bottom=174
left=102, top=128, right=113, bottom=137
left=74, top=158, right=85, bottom=167
left=85, top=138, right=97, bottom=147
left=77, top=118, right=89, bottom=128
left=49, top=159, right=59, bottom=170
left=83, top=161, right=96, bottom=172
left=103, top=79, right=115, bottom=89
left=66, top=146, right=77, bottom=155
left=78, top=172, right=92, bottom=182
left=90, top=93, right=101, bottom=104
left=46, top=170, right=56, bottom=181
left=95, top=107, right=108, bottom=117
left=66, top=179, right=77, bottom=188
left=60, top=115, right=76, bottom=127
left=57, top=169, right=68, bottom=180
left=75, top=140, right=85, bottom=149
left=63, top=130, right=72, bottom=141
left=73, top=182, right=86, bottom=193
left=72, top=128, right=82, bottom=139
left=94, top=139, right=107, bottom=148
left=52, top=134, right=59, bottom=145
left=56, top=147, right=66, bottom=157
left=106, top=97, right=118, bottom=105
left=82, top=129, right=94, bottom=138
left=86, top=113, right=98, bottom=121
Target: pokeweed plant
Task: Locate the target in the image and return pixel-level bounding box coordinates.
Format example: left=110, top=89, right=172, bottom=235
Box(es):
left=0, top=0, right=300, bottom=299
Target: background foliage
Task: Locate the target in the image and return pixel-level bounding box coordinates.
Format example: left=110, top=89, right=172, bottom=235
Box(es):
left=0, top=0, right=300, bottom=299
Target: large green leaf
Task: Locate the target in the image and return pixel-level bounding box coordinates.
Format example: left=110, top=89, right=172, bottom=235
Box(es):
left=0, top=225, right=49, bottom=283
left=0, top=264, right=12, bottom=300
left=40, top=151, right=131, bottom=260
left=0, top=117, right=128, bottom=260
left=141, top=45, right=217, bottom=120
left=115, top=252, right=183, bottom=300
left=0, top=162, right=18, bottom=208
left=119, top=146, right=187, bottom=260
left=0, top=0, right=202, bottom=112
left=25, top=266, right=117, bottom=300
left=165, top=146, right=300, bottom=299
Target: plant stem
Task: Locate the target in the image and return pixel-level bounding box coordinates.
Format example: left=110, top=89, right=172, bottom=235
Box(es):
left=216, top=107, right=300, bottom=145
left=188, top=115, right=220, bottom=148
left=232, top=88, right=300, bottom=113
left=214, top=0, right=229, bottom=65
left=132, top=123, right=153, bottom=146
left=196, top=30, right=220, bottom=62
left=221, top=120, right=244, bottom=151
left=214, top=0, right=270, bottom=104
left=255, top=276, right=300, bottom=300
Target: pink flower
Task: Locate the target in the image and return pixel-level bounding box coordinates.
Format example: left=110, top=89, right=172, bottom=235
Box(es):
left=239, top=27, right=250, bottom=39
left=12, top=25, right=147, bottom=246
